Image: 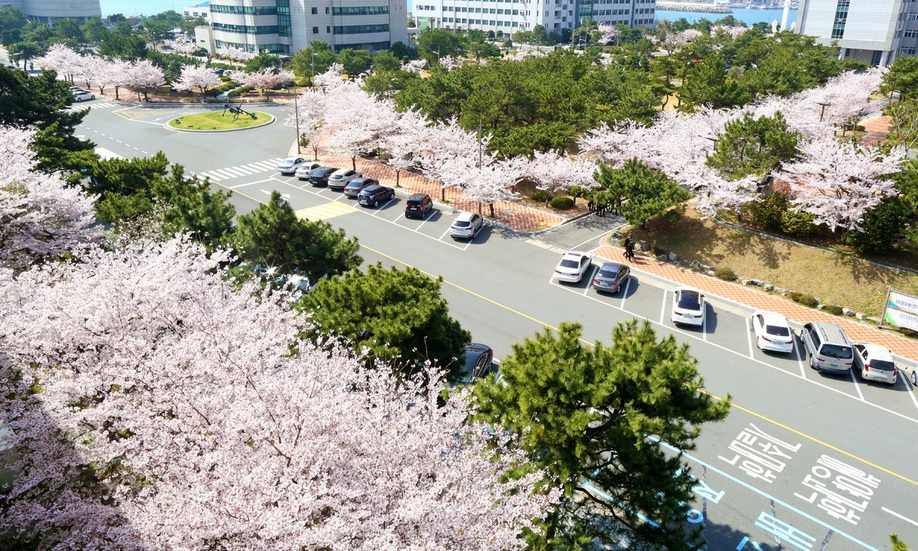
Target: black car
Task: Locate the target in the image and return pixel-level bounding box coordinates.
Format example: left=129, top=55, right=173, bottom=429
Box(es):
left=357, top=184, right=395, bottom=208
left=455, top=343, right=496, bottom=385
left=306, top=166, right=336, bottom=187
left=591, top=262, right=630, bottom=294
left=343, top=177, right=377, bottom=198
left=405, top=193, right=434, bottom=219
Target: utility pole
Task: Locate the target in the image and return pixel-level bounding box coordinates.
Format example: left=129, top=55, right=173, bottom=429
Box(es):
left=816, top=101, right=830, bottom=122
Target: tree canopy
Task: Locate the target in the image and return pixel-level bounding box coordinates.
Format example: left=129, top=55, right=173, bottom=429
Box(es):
left=593, top=159, right=691, bottom=227
left=707, top=112, right=800, bottom=180
left=232, top=191, right=361, bottom=280
left=298, top=264, right=471, bottom=378
left=474, top=321, right=729, bottom=549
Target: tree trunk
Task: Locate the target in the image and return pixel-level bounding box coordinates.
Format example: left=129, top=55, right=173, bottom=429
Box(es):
left=396, top=169, right=400, bottom=187
left=351, top=156, right=356, bottom=171
left=313, top=145, right=319, bottom=161
left=115, top=86, right=120, bottom=100
left=441, top=187, right=446, bottom=201
left=489, top=203, right=495, bottom=217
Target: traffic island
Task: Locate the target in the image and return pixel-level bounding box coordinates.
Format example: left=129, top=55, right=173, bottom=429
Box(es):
left=167, top=110, right=274, bottom=132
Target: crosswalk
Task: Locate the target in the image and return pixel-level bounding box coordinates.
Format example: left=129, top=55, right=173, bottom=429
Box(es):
left=87, top=101, right=120, bottom=110
left=194, top=158, right=284, bottom=182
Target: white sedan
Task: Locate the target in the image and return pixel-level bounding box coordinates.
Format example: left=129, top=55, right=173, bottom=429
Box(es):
left=671, top=288, right=706, bottom=327
left=277, top=157, right=307, bottom=175
left=554, top=251, right=593, bottom=283
left=853, top=343, right=898, bottom=385
left=751, top=310, right=794, bottom=354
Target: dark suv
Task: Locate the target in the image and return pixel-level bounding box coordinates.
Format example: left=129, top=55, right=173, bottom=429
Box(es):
left=306, top=166, right=336, bottom=187
left=405, top=193, right=434, bottom=219
left=343, top=177, right=377, bottom=198
left=357, top=184, right=395, bottom=208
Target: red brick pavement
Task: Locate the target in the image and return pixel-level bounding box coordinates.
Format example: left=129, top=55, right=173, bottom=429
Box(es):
left=594, top=245, right=918, bottom=361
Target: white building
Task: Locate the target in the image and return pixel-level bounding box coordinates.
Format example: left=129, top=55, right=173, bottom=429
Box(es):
left=412, top=0, right=655, bottom=36
left=797, top=0, right=918, bottom=65
left=184, top=2, right=212, bottom=20
left=0, top=0, right=100, bottom=22
left=208, top=0, right=409, bottom=56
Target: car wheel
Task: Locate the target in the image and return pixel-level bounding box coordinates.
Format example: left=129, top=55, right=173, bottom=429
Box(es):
left=372, top=199, right=378, bottom=208
left=912, top=370, right=917, bottom=388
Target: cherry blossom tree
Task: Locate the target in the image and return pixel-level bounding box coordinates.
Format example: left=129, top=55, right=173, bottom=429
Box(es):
left=401, top=58, right=428, bottom=73
left=162, top=37, right=199, bottom=56
left=0, top=237, right=556, bottom=550
left=520, top=150, right=597, bottom=194
left=123, top=59, right=166, bottom=102
left=782, top=137, right=906, bottom=231
left=219, top=46, right=257, bottom=61
left=173, top=65, right=222, bottom=101
left=35, top=44, right=82, bottom=82
left=107, top=59, right=133, bottom=101
left=0, top=126, right=99, bottom=271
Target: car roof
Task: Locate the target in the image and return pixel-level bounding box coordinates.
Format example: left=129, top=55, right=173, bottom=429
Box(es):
left=312, top=166, right=335, bottom=172
left=456, top=211, right=476, bottom=221
left=861, top=343, right=892, bottom=359
left=756, top=310, right=788, bottom=327
left=346, top=177, right=369, bottom=184
left=810, top=322, right=851, bottom=345
left=408, top=193, right=429, bottom=201
left=563, top=251, right=589, bottom=260
left=361, top=184, right=382, bottom=191
left=332, top=168, right=354, bottom=174
left=599, top=262, right=625, bottom=271
left=465, top=342, right=492, bottom=354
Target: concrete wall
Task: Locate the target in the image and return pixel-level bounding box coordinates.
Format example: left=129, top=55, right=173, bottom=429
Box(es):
left=21, top=0, right=101, bottom=19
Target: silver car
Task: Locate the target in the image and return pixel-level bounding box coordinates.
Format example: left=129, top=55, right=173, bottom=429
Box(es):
left=277, top=157, right=307, bottom=175
left=328, top=168, right=361, bottom=191
left=800, top=322, right=853, bottom=373
left=449, top=212, right=484, bottom=240
left=294, top=162, right=321, bottom=179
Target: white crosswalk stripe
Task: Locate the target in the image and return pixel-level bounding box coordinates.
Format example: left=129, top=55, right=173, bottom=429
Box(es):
left=197, top=158, right=284, bottom=182
left=86, top=101, right=119, bottom=110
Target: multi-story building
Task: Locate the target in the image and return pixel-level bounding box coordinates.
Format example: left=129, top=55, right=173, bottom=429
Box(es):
left=412, top=0, right=655, bottom=36
left=208, top=0, right=409, bottom=55
left=797, top=0, right=918, bottom=65
left=184, top=2, right=212, bottom=20
left=0, top=0, right=100, bottom=23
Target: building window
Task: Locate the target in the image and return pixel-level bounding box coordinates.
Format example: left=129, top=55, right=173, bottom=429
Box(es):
left=332, top=5, right=390, bottom=15
left=212, top=23, right=280, bottom=34
left=831, top=0, right=850, bottom=40
left=313, top=26, right=319, bottom=34
left=210, top=4, right=277, bottom=15
left=311, top=7, right=318, bottom=14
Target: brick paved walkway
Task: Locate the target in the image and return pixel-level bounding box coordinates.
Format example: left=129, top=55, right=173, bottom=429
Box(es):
left=594, top=244, right=918, bottom=361
left=861, top=114, right=891, bottom=147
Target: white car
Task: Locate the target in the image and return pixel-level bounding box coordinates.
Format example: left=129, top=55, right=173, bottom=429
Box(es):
left=853, top=343, right=898, bottom=385
left=671, top=288, right=706, bottom=327
left=294, top=162, right=322, bottom=179
left=328, top=168, right=361, bottom=190
left=449, top=211, right=484, bottom=240
left=751, top=310, right=794, bottom=354
left=554, top=251, right=593, bottom=283
left=72, top=90, right=95, bottom=102
left=277, top=157, right=307, bottom=175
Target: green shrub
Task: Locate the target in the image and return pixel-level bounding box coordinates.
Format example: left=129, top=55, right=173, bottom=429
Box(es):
left=789, top=292, right=819, bottom=308
left=822, top=304, right=844, bottom=315
left=567, top=185, right=585, bottom=198
left=531, top=189, right=552, bottom=203
left=714, top=267, right=737, bottom=281
left=549, top=196, right=575, bottom=210
left=744, top=192, right=788, bottom=232
left=780, top=208, right=820, bottom=238
left=227, top=85, right=252, bottom=98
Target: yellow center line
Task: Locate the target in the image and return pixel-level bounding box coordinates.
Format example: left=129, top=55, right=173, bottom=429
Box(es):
left=221, top=182, right=918, bottom=489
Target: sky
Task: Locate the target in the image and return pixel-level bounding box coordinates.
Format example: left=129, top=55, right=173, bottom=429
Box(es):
left=100, top=0, right=200, bottom=17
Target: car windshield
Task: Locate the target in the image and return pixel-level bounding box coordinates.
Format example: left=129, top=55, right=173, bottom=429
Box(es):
left=870, top=359, right=895, bottom=371
left=677, top=291, right=700, bottom=310
left=599, top=266, right=620, bottom=277
left=560, top=259, right=580, bottom=269
left=347, top=180, right=363, bottom=186
left=821, top=344, right=852, bottom=359
left=766, top=325, right=790, bottom=337
left=454, top=220, right=470, bottom=227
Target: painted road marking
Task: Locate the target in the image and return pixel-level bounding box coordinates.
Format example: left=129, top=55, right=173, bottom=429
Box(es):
left=900, top=370, right=918, bottom=411
left=95, top=147, right=122, bottom=160
left=416, top=209, right=437, bottom=231
left=438, top=225, right=452, bottom=241
left=659, top=290, right=668, bottom=325
left=216, top=183, right=918, bottom=491
left=582, top=265, right=597, bottom=296
left=373, top=198, right=398, bottom=216
left=793, top=335, right=807, bottom=379
left=882, top=506, right=918, bottom=528
left=260, top=190, right=289, bottom=201
left=230, top=177, right=275, bottom=189
left=294, top=201, right=355, bottom=221
left=850, top=369, right=865, bottom=401
left=659, top=441, right=880, bottom=551
left=620, top=276, right=632, bottom=309
left=569, top=227, right=616, bottom=252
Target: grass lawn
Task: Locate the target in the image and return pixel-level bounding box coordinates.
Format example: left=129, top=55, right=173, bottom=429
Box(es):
left=168, top=110, right=273, bottom=131
left=629, top=207, right=918, bottom=317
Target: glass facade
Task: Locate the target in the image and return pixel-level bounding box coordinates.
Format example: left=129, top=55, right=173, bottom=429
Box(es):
left=213, top=22, right=280, bottom=34
left=334, top=41, right=391, bottom=51
left=210, top=4, right=278, bottom=14
left=277, top=0, right=291, bottom=37
left=831, top=0, right=850, bottom=39
left=333, top=24, right=390, bottom=34
left=332, top=5, right=390, bottom=15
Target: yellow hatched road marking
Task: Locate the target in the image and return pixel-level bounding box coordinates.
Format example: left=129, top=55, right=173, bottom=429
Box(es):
left=295, top=202, right=356, bottom=221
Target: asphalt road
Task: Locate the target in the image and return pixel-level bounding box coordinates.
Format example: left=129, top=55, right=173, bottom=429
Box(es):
left=78, top=101, right=918, bottom=550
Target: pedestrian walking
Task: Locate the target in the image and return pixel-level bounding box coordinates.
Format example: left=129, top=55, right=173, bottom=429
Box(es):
left=587, top=198, right=595, bottom=213
left=623, top=237, right=633, bottom=261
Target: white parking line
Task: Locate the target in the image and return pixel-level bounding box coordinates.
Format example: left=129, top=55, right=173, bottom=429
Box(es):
left=659, top=290, right=668, bottom=325
left=702, top=308, right=709, bottom=341
left=899, top=370, right=918, bottom=411
left=850, top=369, right=865, bottom=401
left=620, top=276, right=632, bottom=309
left=745, top=317, right=754, bottom=359
left=416, top=210, right=437, bottom=231
left=438, top=225, right=453, bottom=241
left=882, top=506, right=918, bottom=528
left=230, top=177, right=275, bottom=189
left=569, top=228, right=615, bottom=252
left=391, top=212, right=405, bottom=224
left=373, top=198, right=398, bottom=216
left=582, top=265, right=597, bottom=296
left=792, top=336, right=807, bottom=379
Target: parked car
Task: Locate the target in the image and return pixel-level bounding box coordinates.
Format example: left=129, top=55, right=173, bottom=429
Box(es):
left=294, top=162, right=322, bottom=180
left=306, top=166, right=337, bottom=187
left=72, top=89, right=95, bottom=102
left=405, top=193, right=434, bottom=219
left=327, top=168, right=361, bottom=191
left=853, top=343, right=897, bottom=385
left=591, top=262, right=630, bottom=294
left=454, top=343, right=497, bottom=385
left=751, top=310, right=794, bottom=354
left=449, top=211, right=484, bottom=240
left=277, top=157, right=308, bottom=175
left=554, top=251, right=593, bottom=283
left=800, top=321, right=854, bottom=373
left=904, top=363, right=918, bottom=388
left=671, top=288, right=706, bottom=327
left=357, top=184, right=395, bottom=208
left=343, top=177, right=377, bottom=198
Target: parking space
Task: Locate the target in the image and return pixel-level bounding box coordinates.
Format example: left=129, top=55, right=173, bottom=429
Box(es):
left=622, top=278, right=668, bottom=324
left=750, top=334, right=807, bottom=378
left=704, top=307, right=751, bottom=354
left=537, top=213, right=625, bottom=251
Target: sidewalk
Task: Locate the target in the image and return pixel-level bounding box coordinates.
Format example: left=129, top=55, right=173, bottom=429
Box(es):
left=292, top=144, right=571, bottom=233
left=593, top=244, right=918, bottom=362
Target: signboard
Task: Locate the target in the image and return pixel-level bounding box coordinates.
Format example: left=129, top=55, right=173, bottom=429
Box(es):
left=881, top=289, right=918, bottom=332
